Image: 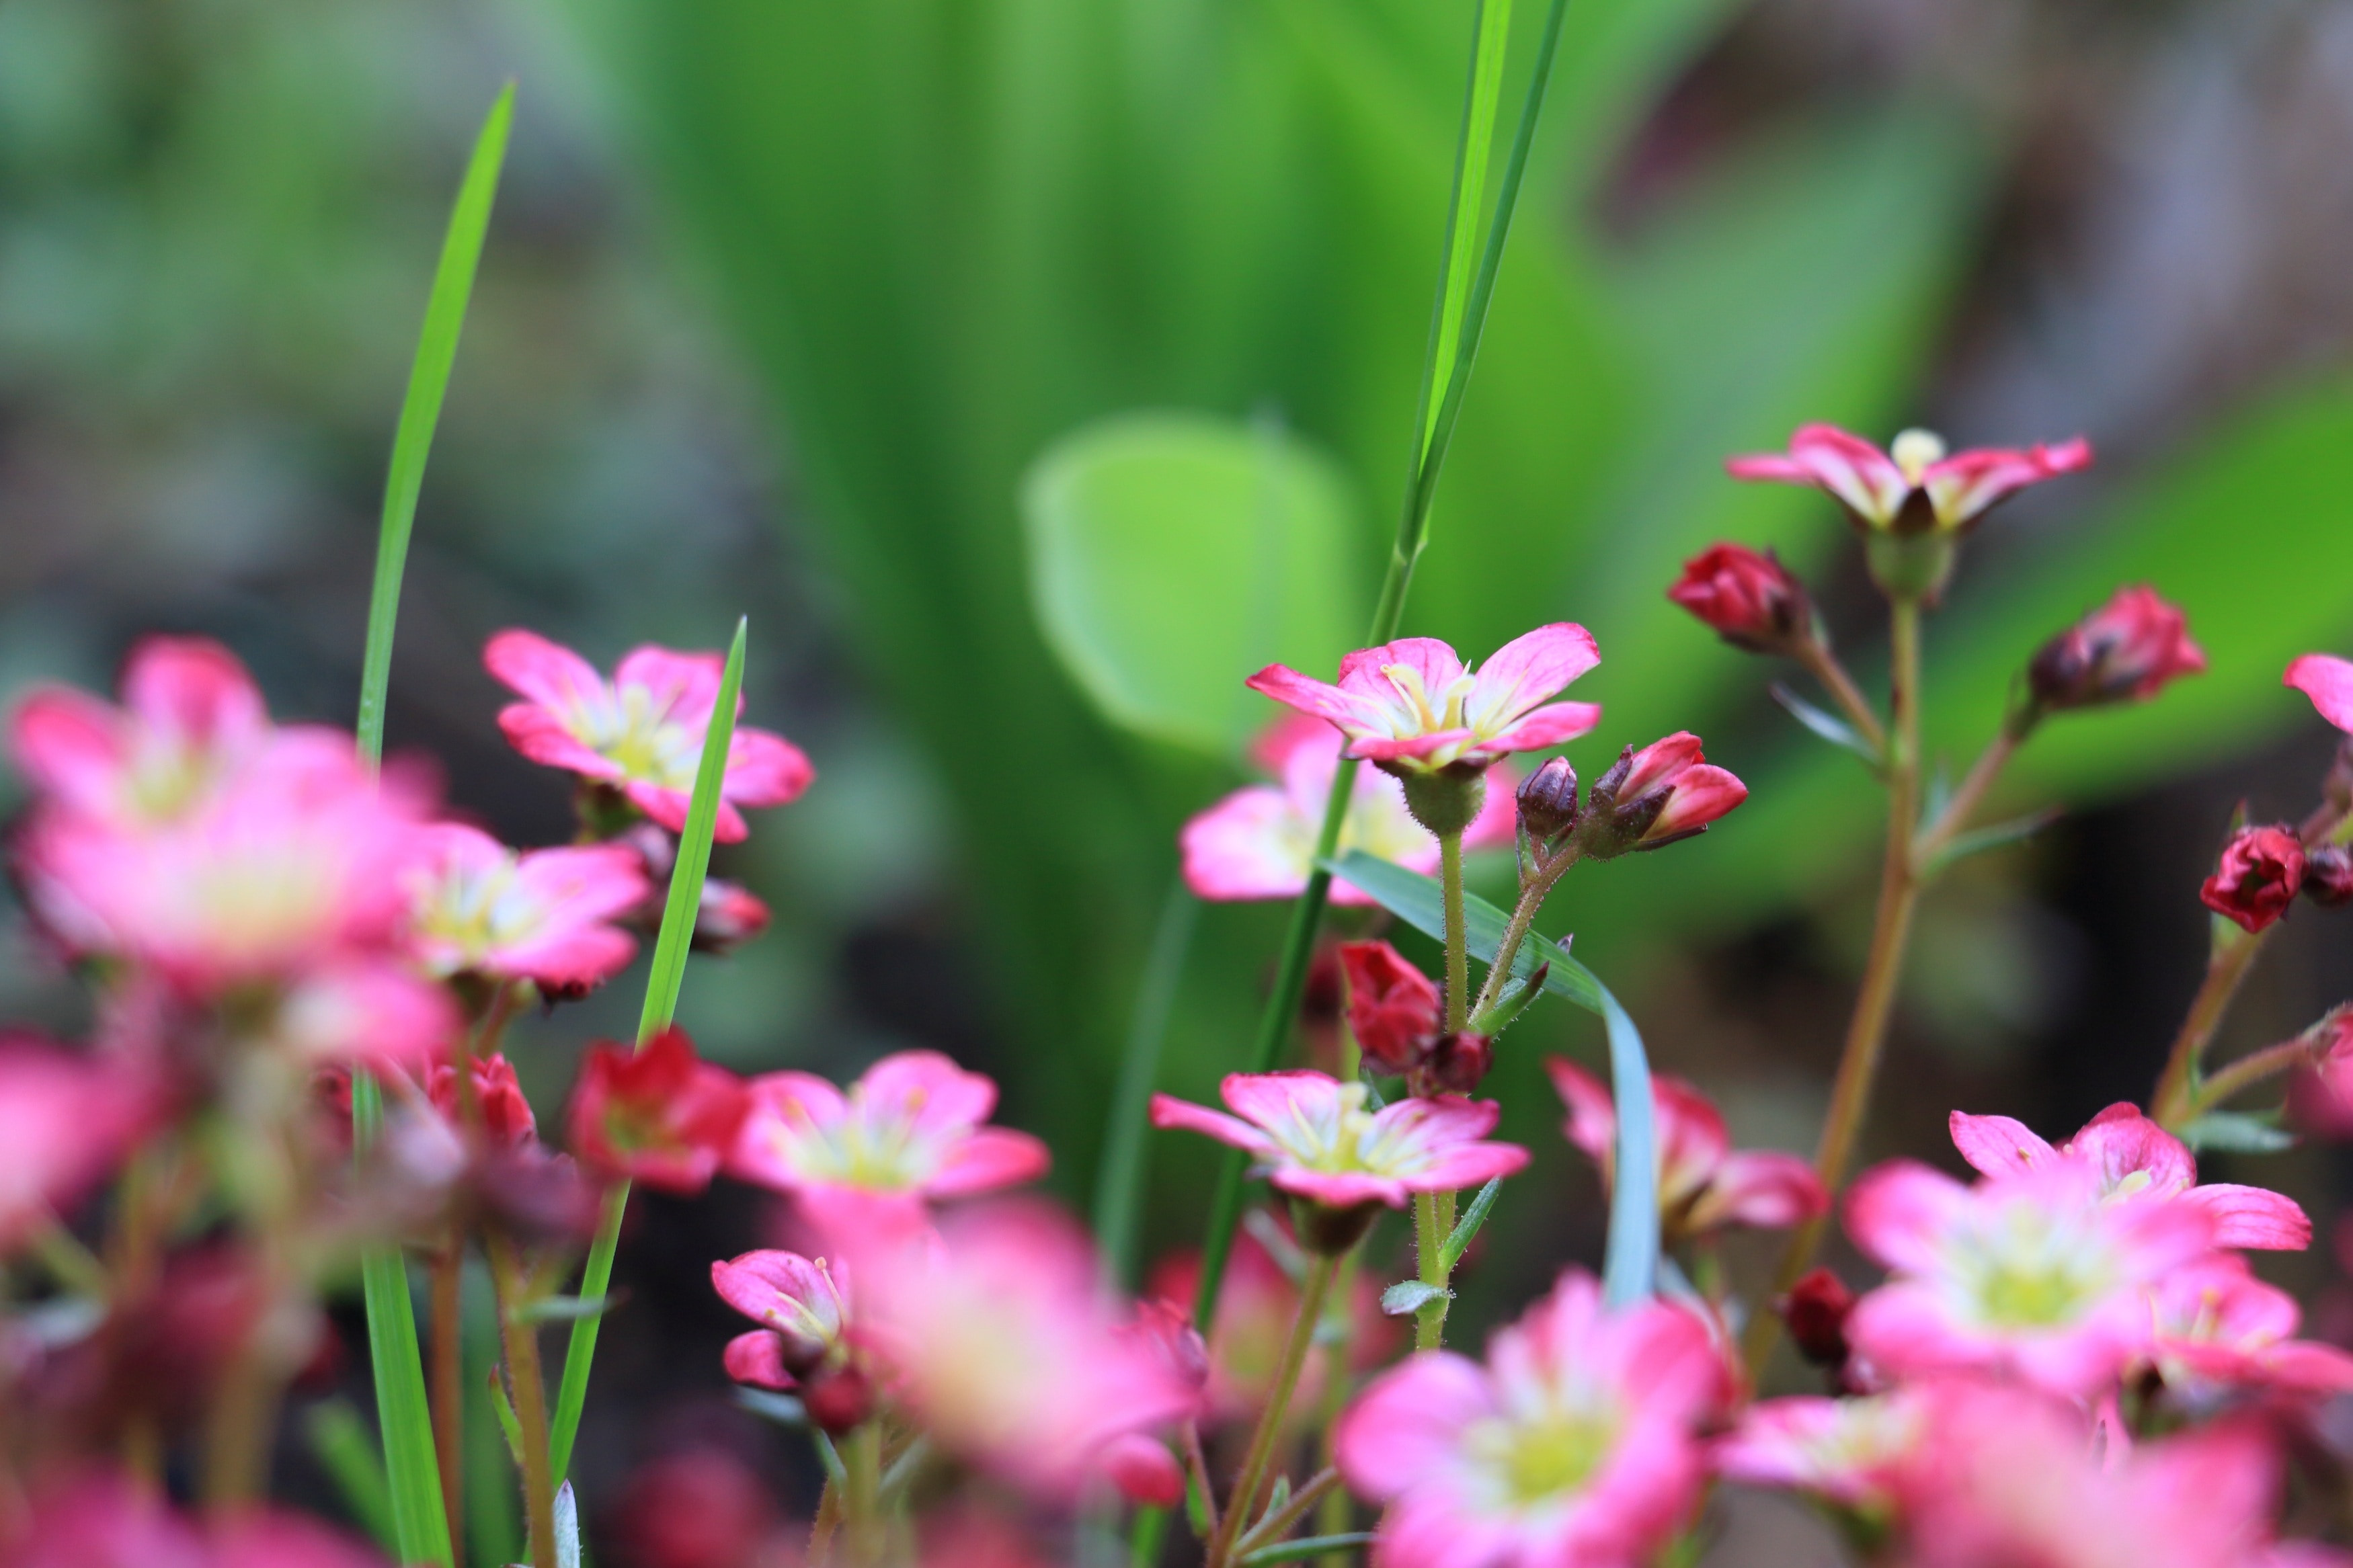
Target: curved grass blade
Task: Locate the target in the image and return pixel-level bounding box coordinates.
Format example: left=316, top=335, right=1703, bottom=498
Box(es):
left=304, top=1399, right=398, bottom=1555
left=1322, top=850, right=1659, bottom=1304
left=547, top=618, right=747, bottom=1481
left=1092, top=878, right=1199, bottom=1288
left=352, top=1074, right=454, bottom=1566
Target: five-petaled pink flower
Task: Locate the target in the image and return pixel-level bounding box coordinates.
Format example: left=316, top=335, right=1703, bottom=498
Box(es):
left=1150, top=1071, right=1526, bottom=1213
left=1712, top=1385, right=1936, bottom=1517
left=1949, top=1102, right=2309, bottom=1251
left=2142, top=1251, right=2353, bottom=1401
left=1548, top=1059, right=1824, bottom=1241
left=567, top=1026, right=750, bottom=1195
left=403, top=824, right=650, bottom=995
left=2286, top=653, right=2353, bottom=735
left=1245, top=626, right=1601, bottom=774
left=1181, top=717, right=1516, bottom=903
left=2027, top=585, right=2207, bottom=713
left=484, top=630, right=813, bottom=842
left=713, top=1248, right=853, bottom=1390
left=1335, top=1269, right=1722, bottom=1568
left=729, top=1050, right=1050, bottom=1227
left=1728, top=423, right=2091, bottom=534
left=1841, top=1157, right=2216, bottom=1399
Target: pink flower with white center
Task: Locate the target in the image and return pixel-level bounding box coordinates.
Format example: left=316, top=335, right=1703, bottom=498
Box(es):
left=403, top=824, right=649, bottom=995
left=2143, top=1252, right=2353, bottom=1401
left=2286, top=653, right=2353, bottom=734
left=1950, top=1102, right=2311, bottom=1250
left=0, top=1038, right=153, bottom=1252
left=855, top=1202, right=1196, bottom=1503
left=728, top=1050, right=1050, bottom=1225
left=272, top=959, right=458, bottom=1070
left=712, top=1248, right=852, bottom=1390
left=1334, top=1269, right=1722, bottom=1568
left=1245, top=626, right=1601, bottom=774
left=1181, top=716, right=1517, bottom=904
left=1150, top=1071, right=1527, bottom=1213
left=1843, top=1157, right=2217, bottom=1399
left=1895, top=1381, right=2283, bottom=1568
left=1548, top=1058, right=1823, bottom=1241
left=484, top=630, right=813, bottom=842
left=1712, top=1387, right=1934, bottom=1516
left=1727, top=423, right=2092, bottom=534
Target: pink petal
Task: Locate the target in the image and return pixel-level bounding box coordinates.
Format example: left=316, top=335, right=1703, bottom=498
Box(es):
left=861, top=1049, right=1000, bottom=1134
left=491, top=925, right=637, bottom=991
left=928, top=1126, right=1053, bottom=1198
left=2067, top=1102, right=2196, bottom=1194
left=1545, top=1057, right=1616, bottom=1166
left=1949, top=1110, right=2055, bottom=1178
left=721, top=1329, right=795, bottom=1390
left=483, top=628, right=608, bottom=712
left=1465, top=623, right=1600, bottom=732
left=1252, top=712, right=1338, bottom=774
left=1149, top=1093, right=1275, bottom=1157
left=1349, top=729, right=1472, bottom=763
left=9, top=688, right=127, bottom=809
left=1099, top=1433, right=1184, bottom=1507
left=1460, top=763, right=1521, bottom=850
left=1407, top=1142, right=1529, bottom=1191
left=1370, top=1493, right=1519, bottom=1568
left=1696, top=1151, right=1828, bottom=1230
left=1373, top=1091, right=1503, bottom=1147
left=1479, top=701, right=1605, bottom=753
left=1843, top=1160, right=1968, bottom=1273
left=1921, top=437, right=2092, bottom=526
left=497, top=704, right=621, bottom=780
left=725, top=727, right=815, bottom=807
left=1729, top=424, right=1909, bottom=524
left=2181, top=1183, right=2311, bottom=1251
left=1271, top=1169, right=1412, bottom=1208
left=120, top=635, right=268, bottom=745
left=1336, top=638, right=1468, bottom=704
left=1220, top=1069, right=1344, bottom=1130
left=1334, top=1351, right=1495, bottom=1499
left=1648, top=764, right=1747, bottom=838
left=1650, top=1075, right=1732, bottom=1201
left=711, top=1250, right=829, bottom=1321
left=622, top=779, right=752, bottom=843
left=615, top=645, right=727, bottom=721
left=2286, top=653, right=2353, bottom=735
left=1245, top=663, right=1378, bottom=731
left=510, top=843, right=652, bottom=923
left=1843, top=1281, right=1989, bottom=1382
left=1179, top=786, right=1310, bottom=901
left=1620, top=732, right=1704, bottom=798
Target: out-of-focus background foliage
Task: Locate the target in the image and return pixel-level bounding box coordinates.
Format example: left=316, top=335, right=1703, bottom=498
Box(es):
left=6, top=0, right=2353, bottom=1557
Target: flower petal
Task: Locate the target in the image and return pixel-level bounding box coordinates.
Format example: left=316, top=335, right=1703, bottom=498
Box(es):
left=484, top=628, right=608, bottom=712
left=1949, top=1110, right=2055, bottom=1178
left=497, top=704, right=620, bottom=780
left=725, top=727, right=815, bottom=807
left=1179, top=786, right=1311, bottom=901
left=928, top=1126, right=1054, bottom=1199
left=2180, top=1183, right=2311, bottom=1251
left=1464, top=623, right=1599, bottom=733
left=2285, top=653, right=2353, bottom=735
left=1693, top=1151, right=1827, bottom=1231
left=1479, top=701, right=1605, bottom=754
left=1246, top=663, right=1380, bottom=731
left=1545, top=1057, right=1616, bottom=1168
left=616, top=645, right=727, bottom=723
left=1843, top=1160, right=1968, bottom=1273
left=1148, top=1094, right=1275, bottom=1157
left=1334, top=1350, right=1496, bottom=1499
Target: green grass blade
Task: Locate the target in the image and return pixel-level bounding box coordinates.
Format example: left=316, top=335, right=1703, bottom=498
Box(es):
left=1091, top=878, right=1199, bottom=1288
left=304, top=1399, right=398, bottom=1555
left=547, top=618, right=748, bottom=1481
left=352, top=1075, right=455, bottom=1567
left=1419, top=0, right=1515, bottom=462
left=355, top=82, right=514, bottom=766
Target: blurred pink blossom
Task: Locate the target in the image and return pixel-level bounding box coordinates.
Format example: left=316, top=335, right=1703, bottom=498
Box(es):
left=567, top=1026, right=749, bottom=1195
left=713, top=1248, right=851, bottom=1390
left=1727, top=423, right=2091, bottom=533
left=2286, top=653, right=2353, bottom=734
left=7, top=1470, right=387, bottom=1567
left=1712, top=1385, right=1935, bottom=1516
left=0, top=1038, right=153, bottom=1253
left=2143, top=1251, right=2353, bottom=1401
left=1548, top=1057, right=1823, bottom=1240
left=403, top=824, right=648, bottom=993
left=2028, top=585, right=2206, bottom=711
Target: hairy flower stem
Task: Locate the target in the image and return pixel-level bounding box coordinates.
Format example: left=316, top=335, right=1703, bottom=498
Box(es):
left=487, top=1233, right=557, bottom=1568
left=844, top=1423, right=885, bottom=1567
left=2190, top=1034, right=2327, bottom=1115
left=1236, top=1467, right=1344, bottom=1558
left=1413, top=1190, right=1451, bottom=1351
left=1747, top=597, right=1925, bottom=1376
left=1209, top=1253, right=1339, bottom=1568
left=1440, top=831, right=1470, bottom=1034
left=1794, top=642, right=1888, bottom=757
left=1468, top=847, right=1574, bottom=1021
left=430, top=1241, right=467, bottom=1566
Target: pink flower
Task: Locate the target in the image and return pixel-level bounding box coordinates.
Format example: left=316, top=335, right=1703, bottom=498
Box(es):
left=1726, top=423, right=2092, bottom=534
left=1334, top=1270, right=1722, bottom=1568
left=713, top=1248, right=852, bottom=1389
left=566, top=1026, right=750, bottom=1195
left=1578, top=733, right=1748, bottom=855
left=2202, top=825, right=2308, bottom=933
left=1842, top=1157, right=2216, bottom=1398
left=1713, top=1387, right=1933, bottom=1516
left=855, top=1202, right=1195, bottom=1502
left=729, top=1050, right=1049, bottom=1225
left=1340, top=940, right=1442, bottom=1075
left=2143, top=1252, right=2353, bottom=1401
left=483, top=630, right=813, bottom=842
left=2027, top=586, right=2207, bottom=712
left=272, top=959, right=459, bottom=1069
left=1665, top=544, right=1814, bottom=655
left=2285, top=653, right=2353, bottom=734
left=1181, top=717, right=1515, bottom=904
left=403, top=824, right=649, bottom=994
left=1245, top=626, right=1601, bottom=774
left=1150, top=1071, right=1527, bottom=1212
left=1949, top=1102, right=2311, bottom=1250
left=1548, top=1058, right=1824, bottom=1240
left=0, top=1039, right=153, bottom=1253
left=606, top=1448, right=789, bottom=1568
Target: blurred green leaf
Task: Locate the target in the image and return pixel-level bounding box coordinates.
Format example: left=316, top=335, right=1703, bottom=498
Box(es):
left=1381, top=1279, right=1450, bottom=1315
left=2176, top=1109, right=2295, bottom=1155
left=1023, top=411, right=1360, bottom=755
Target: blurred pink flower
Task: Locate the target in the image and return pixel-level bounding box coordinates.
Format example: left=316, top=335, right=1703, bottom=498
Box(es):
left=2028, top=586, right=2206, bottom=712
left=1246, top=626, right=1601, bottom=774
left=2143, top=1251, right=2353, bottom=1401
left=607, top=1448, right=792, bottom=1568
left=729, top=1050, right=1049, bottom=1227
left=7, top=1470, right=387, bottom=1568
left=856, top=1202, right=1195, bottom=1503
left=2201, top=825, right=2307, bottom=933
left=403, top=823, right=648, bottom=994
left=1727, top=423, right=2091, bottom=533
left=1950, top=1102, right=2310, bottom=1250
left=484, top=630, right=812, bottom=842
left=2286, top=653, right=2353, bottom=734
left=1334, top=1269, right=1722, bottom=1568
left=1150, top=1071, right=1526, bottom=1211
left=1712, top=1386, right=1934, bottom=1516
left=713, top=1248, right=852, bottom=1390
left=270, top=958, right=458, bottom=1070
left=567, top=1026, right=750, bottom=1195
left=1548, top=1058, right=1823, bottom=1240
left=0, top=1038, right=152, bottom=1253
left=1181, top=716, right=1515, bottom=904
left=1666, top=543, right=1813, bottom=655
left=1843, top=1157, right=2216, bottom=1398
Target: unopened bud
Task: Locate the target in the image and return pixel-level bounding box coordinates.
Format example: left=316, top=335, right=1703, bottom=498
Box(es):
left=1577, top=735, right=1748, bottom=860
left=1516, top=757, right=1580, bottom=841
left=2026, top=586, right=2205, bottom=716
left=2305, top=845, right=2353, bottom=909
left=1665, top=543, right=1814, bottom=655
left=801, top=1361, right=876, bottom=1436
left=1778, top=1268, right=1855, bottom=1369
left=1339, top=941, right=1441, bottom=1076
left=2201, top=825, right=2307, bottom=934
left=1425, top=1032, right=1493, bottom=1096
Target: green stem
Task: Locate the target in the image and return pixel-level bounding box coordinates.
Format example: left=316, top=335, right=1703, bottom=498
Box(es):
left=1439, top=831, right=1470, bottom=1034
left=2153, top=932, right=2272, bottom=1128
left=486, top=1233, right=557, bottom=1568
left=1412, top=1192, right=1450, bottom=1351
left=844, top=1423, right=883, bottom=1567
left=1467, top=847, right=1573, bottom=1021
left=2190, top=1034, right=2324, bottom=1115
left=1915, top=725, right=2024, bottom=865
left=1793, top=640, right=1887, bottom=757
left=1094, top=879, right=1199, bottom=1288
left=1207, top=1254, right=1339, bottom=1568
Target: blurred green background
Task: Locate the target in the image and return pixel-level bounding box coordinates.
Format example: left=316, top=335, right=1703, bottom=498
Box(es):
left=6, top=0, right=2353, bottom=1555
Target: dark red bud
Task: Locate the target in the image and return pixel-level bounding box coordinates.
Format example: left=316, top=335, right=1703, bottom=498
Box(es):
left=2026, top=585, right=2205, bottom=714
left=2201, top=825, right=2307, bottom=933
left=1516, top=757, right=1580, bottom=841
left=2305, top=845, right=2353, bottom=909
left=1667, top=543, right=1813, bottom=654
left=801, top=1361, right=876, bottom=1436
left=1778, top=1268, right=1855, bottom=1369
left=1425, top=1032, right=1493, bottom=1096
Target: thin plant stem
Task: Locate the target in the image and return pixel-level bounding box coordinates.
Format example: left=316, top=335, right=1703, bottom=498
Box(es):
left=1207, top=1253, right=1339, bottom=1568
left=1439, top=830, right=1470, bottom=1034
left=1412, top=1190, right=1449, bottom=1351
left=486, top=1233, right=557, bottom=1568
left=1236, top=1467, right=1344, bottom=1557
left=844, top=1423, right=884, bottom=1567
left=430, top=1240, right=467, bottom=1567
left=1747, top=596, right=1925, bottom=1374
left=2191, top=1034, right=2325, bottom=1114
left=1094, top=878, right=1199, bottom=1288
left=1915, top=725, right=2024, bottom=864
left=2153, top=931, right=2274, bottom=1127
left=808, top=1477, right=842, bottom=1564
left=1792, top=641, right=1887, bottom=756
left=1184, top=1420, right=1220, bottom=1540
left=1467, top=847, right=1574, bottom=1021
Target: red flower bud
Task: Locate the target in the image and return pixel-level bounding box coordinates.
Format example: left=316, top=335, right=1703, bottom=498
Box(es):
left=2200, top=825, right=2307, bottom=933
left=1424, top=1032, right=1493, bottom=1096
left=565, top=1026, right=750, bottom=1194
left=2305, top=845, right=2353, bottom=909
left=428, top=1053, right=538, bottom=1146
left=1778, top=1267, right=1855, bottom=1369
left=800, top=1360, right=876, bottom=1435
left=1667, top=544, right=1813, bottom=654
left=1516, top=756, right=1580, bottom=841
left=692, top=878, right=772, bottom=956
left=1339, top=940, right=1441, bottom=1075
left=1579, top=734, right=1748, bottom=858
left=2026, top=585, right=2205, bottom=713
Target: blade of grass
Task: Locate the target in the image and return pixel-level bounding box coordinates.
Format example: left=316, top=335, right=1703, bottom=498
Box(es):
left=1091, top=877, right=1199, bottom=1288
left=354, top=1075, right=455, bottom=1567
left=546, top=619, right=748, bottom=1481
left=305, top=1399, right=399, bottom=1555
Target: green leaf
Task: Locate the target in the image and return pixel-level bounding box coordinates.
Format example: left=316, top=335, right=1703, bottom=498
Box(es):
left=733, top=1388, right=810, bottom=1428
left=1437, top=1176, right=1504, bottom=1272
left=350, top=1075, right=452, bottom=1567
left=487, top=1366, right=524, bottom=1468
left=547, top=620, right=748, bottom=1483
left=1240, top=1534, right=1380, bottom=1565
left=1919, top=807, right=2063, bottom=878
left=355, top=83, right=513, bottom=766
left=1769, top=682, right=1880, bottom=766
left=303, top=1400, right=398, bottom=1555
left=2176, top=1110, right=2296, bottom=1155
left=1022, top=411, right=1360, bottom=756
left=1380, top=1279, right=1451, bottom=1316
left=509, top=1294, right=612, bottom=1326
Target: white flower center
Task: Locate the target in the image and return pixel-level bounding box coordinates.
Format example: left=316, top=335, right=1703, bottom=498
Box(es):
left=567, top=684, right=705, bottom=789
left=1890, top=428, right=1946, bottom=487
left=1948, top=1198, right=2118, bottom=1329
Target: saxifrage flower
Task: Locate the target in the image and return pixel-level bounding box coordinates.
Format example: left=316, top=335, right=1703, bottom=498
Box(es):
left=1727, top=423, right=2091, bottom=534
left=1181, top=716, right=1515, bottom=904
left=403, top=824, right=649, bottom=995
left=1712, top=1385, right=1934, bottom=1516
left=2143, top=1251, right=2353, bottom=1401
left=2202, top=825, right=2307, bottom=933
left=713, top=1247, right=852, bottom=1390
left=1150, top=1071, right=1526, bottom=1213
left=485, top=629, right=813, bottom=842
left=2026, top=585, right=2207, bottom=712
left=1334, top=1269, right=1722, bottom=1568
left=1549, top=1057, right=1824, bottom=1241
left=1245, top=626, right=1601, bottom=774
left=567, top=1026, right=750, bottom=1195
